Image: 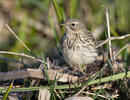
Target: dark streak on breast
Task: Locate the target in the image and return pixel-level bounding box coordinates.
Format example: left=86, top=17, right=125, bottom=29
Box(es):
left=79, top=36, right=85, bottom=44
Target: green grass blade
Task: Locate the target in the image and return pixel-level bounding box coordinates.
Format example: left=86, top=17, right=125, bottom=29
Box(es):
left=69, top=0, right=78, bottom=17
left=107, top=59, right=114, bottom=71
left=52, top=0, right=62, bottom=22
left=3, top=81, right=13, bottom=100
left=52, top=0, right=65, bottom=34
left=0, top=71, right=130, bottom=93
left=48, top=15, right=60, bottom=48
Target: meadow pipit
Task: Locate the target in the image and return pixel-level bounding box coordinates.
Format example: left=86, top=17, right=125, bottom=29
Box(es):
left=60, top=18, right=98, bottom=73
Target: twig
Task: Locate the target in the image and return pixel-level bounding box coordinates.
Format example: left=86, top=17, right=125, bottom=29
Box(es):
left=84, top=91, right=119, bottom=99
left=91, top=83, right=112, bottom=90
left=54, top=90, right=62, bottom=100
left=96, top=34, right=130, bottom=48
left=5, top=24, right=31, bottom=52
left=0, top=57, right=31, bottom=67
left=0, top=68, right=78, bottom=82
left=5, top=24, right=41, bottom=63
left=115, top=44, right=129, bottom=57
left=83, top=91, right=109, bottom=99
left=104, top=8, right=113, bottom=61
left=111, top=43, right=129, bottom=71
left=0, top=51, right=44, bottom=63
left=0, top=71, right=130, bottom=93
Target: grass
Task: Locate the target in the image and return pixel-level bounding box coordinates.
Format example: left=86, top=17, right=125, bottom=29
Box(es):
left=0, top=0, right=130, bottom=100
left=3, top=81, right=14, bottom=100
left=0, top=71, right=130, bottom=99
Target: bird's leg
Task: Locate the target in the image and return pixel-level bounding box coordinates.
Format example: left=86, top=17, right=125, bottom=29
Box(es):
left=77, top=65, right=85, bottom=75
left=72, top=66, right=74, bottom=76
left=84, top=64, right=87, bottom=76
left=68, top=66, right=74, bottom=84
left=68, top=66, right=75, bottom=91
left=69, top=66, right=75, bottom=83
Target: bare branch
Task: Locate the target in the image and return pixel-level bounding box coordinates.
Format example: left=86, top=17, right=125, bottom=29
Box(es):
left=115, top=44, right=129, bottom=57
left=0, top=51, right=44, bottom=63
left=96, top=34, right=130, bottom=48
left=5, top=24, right=31, bottom=52
left=0, top=68, right=78, bottom=82
left=104, top=8, right=113, bottom=61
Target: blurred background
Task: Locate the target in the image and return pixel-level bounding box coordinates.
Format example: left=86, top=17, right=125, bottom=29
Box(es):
left=0, top=0, right=130, bottom=71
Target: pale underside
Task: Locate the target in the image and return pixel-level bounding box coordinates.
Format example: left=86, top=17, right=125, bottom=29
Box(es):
left=61, top=31, right=98, bottom=67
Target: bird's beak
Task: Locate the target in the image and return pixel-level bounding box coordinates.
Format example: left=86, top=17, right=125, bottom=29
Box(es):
left=60, top=23, right=65, bottom=26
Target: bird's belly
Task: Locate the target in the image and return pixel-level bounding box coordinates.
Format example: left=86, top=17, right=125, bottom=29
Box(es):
left=63, top=48, right=97, bottom=66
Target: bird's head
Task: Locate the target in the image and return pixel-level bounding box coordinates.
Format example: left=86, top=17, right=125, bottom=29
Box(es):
left=60, top=18, right=87, bottom=33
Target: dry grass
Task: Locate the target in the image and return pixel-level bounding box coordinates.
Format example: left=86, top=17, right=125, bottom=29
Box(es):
left=0, top=0, right=130, bottom=100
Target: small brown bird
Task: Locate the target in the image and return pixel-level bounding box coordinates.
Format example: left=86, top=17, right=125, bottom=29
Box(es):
left=60, top=18, right=98, bottom=72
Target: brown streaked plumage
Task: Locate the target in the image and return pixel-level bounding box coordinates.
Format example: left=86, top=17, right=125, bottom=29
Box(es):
left=60, top=18, right=98, bottom=72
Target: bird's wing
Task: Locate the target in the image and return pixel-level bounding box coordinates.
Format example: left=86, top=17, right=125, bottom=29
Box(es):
left=60, top=33, right=66, bottom=51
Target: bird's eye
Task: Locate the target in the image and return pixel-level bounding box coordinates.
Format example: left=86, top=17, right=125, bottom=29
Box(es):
left=71, top=23, right=75, bottom=27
